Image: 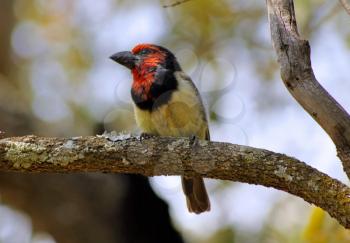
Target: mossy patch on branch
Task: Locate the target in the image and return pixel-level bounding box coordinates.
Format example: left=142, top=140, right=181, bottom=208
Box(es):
left=4, top=141, right=84, bottom=168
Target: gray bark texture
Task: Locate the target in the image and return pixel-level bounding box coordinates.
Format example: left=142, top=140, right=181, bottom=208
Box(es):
left=0, top=134, right=350, bottom=228
left=267, top=0, right=350, bottom=178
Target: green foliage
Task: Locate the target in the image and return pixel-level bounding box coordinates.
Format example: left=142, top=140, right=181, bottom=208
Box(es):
left=303, top=207, right=350, bottom=243
left=203, top=227, right=235, bottom=243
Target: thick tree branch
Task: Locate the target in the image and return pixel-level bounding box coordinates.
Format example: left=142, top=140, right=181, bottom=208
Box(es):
left=0, top=135, right=350, bottom=228
left=267, top=0, right=350, bottom=178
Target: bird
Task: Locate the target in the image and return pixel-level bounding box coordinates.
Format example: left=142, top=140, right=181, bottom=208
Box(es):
left=110, top=44, right=210, bottom=214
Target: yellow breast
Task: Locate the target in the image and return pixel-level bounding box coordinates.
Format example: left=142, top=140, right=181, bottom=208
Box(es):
left=133, top=71, right=209, bottom=139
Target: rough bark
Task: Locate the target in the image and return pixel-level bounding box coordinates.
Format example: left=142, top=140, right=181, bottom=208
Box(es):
left=0, top=134, right=350, bottom=228
left=266, top=0, right=350, bottom=178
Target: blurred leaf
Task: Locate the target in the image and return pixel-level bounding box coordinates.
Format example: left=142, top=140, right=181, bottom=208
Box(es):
left=303, top=207, right=350, bottom=243
left=204, top=227, right=235, bottom=243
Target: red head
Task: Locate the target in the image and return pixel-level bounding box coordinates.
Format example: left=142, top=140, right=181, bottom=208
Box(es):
left=110, top=44, right=181, bottom=108
left=110, top=43, right=180, bottom=73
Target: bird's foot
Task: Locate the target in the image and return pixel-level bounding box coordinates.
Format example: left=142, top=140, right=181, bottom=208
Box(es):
left=189, top=134, right=199, bottom=147
left=139, top=132, right=156, bottom=141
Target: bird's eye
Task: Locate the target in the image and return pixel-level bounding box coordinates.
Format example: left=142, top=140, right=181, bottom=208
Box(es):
left=138, top=49, right=152, bottom=55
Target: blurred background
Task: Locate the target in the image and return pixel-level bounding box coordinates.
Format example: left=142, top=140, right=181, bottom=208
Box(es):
left=0, top=0, right=350, bottom=242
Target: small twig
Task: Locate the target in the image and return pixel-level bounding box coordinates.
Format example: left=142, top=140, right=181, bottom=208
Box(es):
left=311, top=3, right=341, bottom=32
left=163, top=0, right=191, bottom=8
left=340, top=0, right=350, bottom=15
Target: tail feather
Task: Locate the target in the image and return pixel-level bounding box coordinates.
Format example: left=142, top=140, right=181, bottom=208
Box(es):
left=181, top=176, right=210, bottom=214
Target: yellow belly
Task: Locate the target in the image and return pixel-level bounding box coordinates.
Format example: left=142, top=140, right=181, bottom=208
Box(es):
left=133, top=74, right=208, bottom=139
